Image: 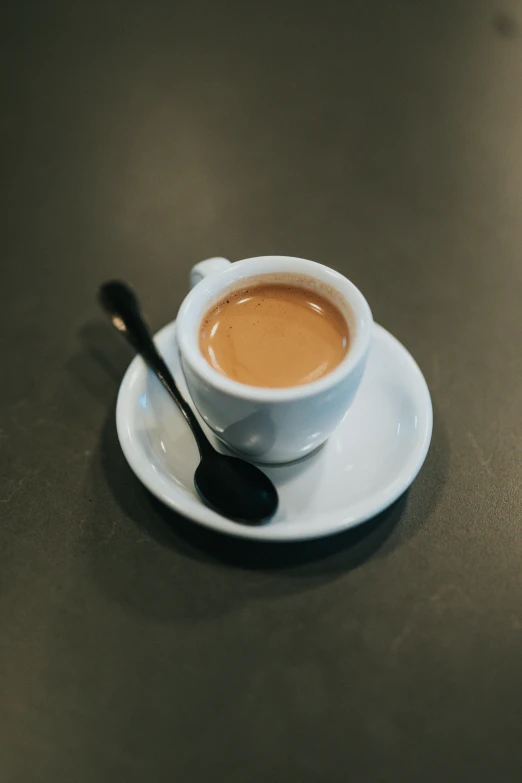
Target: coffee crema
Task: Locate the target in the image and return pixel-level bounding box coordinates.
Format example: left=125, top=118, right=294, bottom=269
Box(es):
left=199, top=282, right=350, bottom=388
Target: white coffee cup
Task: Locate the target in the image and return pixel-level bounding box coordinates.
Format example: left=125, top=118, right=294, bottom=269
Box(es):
left=176, top=255, right=373, bottom=464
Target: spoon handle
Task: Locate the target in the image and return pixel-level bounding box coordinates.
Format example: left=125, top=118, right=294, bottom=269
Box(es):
left=99, top=281, right=212, bottom=458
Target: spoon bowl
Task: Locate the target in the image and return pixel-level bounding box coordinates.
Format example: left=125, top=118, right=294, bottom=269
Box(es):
left=195, top=455, right=278, bottom=524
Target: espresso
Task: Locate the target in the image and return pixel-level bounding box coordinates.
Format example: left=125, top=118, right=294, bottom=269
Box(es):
left=199, top=283, right=350, bottom=388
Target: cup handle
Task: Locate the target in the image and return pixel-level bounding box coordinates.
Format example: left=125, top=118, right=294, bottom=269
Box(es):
left=189, top=257, right=231, bottom=290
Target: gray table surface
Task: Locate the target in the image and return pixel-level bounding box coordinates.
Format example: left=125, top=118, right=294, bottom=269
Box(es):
left=1, top=1, right=521, bottom=781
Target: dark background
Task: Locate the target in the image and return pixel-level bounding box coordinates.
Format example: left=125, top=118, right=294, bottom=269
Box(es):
left=1, top=1, right=521, bottom=781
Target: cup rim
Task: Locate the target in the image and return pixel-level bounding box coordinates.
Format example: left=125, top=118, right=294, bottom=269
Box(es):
left=177, top=256, right=373, bottom=402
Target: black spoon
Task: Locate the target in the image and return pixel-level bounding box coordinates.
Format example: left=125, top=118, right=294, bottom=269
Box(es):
left=99, top=281, right=278, bottom=524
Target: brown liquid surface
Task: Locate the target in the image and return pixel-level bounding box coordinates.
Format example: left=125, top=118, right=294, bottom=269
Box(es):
left=199, top=283, right=350, bottom=388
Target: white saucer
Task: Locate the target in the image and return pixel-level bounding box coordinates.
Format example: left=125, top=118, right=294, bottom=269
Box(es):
left=116, top=321, right=432, bottom=542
